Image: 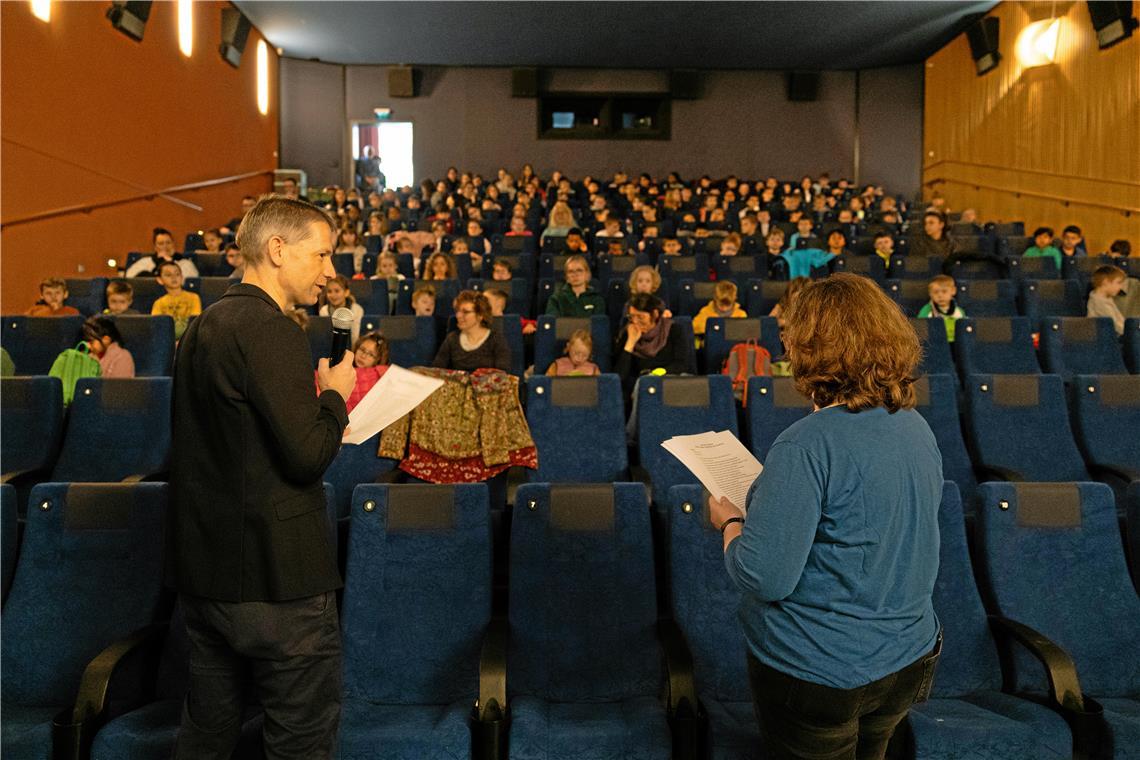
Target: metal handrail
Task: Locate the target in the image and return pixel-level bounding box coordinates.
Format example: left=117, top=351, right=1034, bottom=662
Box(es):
left=1, top=169, right=274, bottom=229
left=923, top=159, right=1140, bottom=189
left=923, top=176, right=1139, bottom=216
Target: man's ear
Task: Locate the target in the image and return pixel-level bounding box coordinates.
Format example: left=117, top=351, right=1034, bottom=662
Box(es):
left=265, top=235, right=286, bottom=266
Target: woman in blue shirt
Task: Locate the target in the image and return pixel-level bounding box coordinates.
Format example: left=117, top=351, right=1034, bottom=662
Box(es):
left=710, top=273, right=943, bottom=760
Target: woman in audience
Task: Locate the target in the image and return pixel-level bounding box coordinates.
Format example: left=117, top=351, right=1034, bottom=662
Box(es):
left=613, top=293, right=688, bottom=395
left=125, top=227, right=199, bottom=278
left=83, top=315, right=135, bottom=378
left=421, top=251, right=458, bottom=281
left=432, top=290, right=511, bottom=372
left=709, top=274, right=941, bottom=760
left=318, top=275, right=363, bottom=342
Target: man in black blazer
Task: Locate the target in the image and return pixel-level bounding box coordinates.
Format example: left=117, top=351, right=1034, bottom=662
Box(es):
left=168, top=195, right=355, bottom=759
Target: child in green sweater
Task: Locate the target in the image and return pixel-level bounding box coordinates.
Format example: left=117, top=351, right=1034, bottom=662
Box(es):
left=1023, top=226, right=1062, bottom=272
left=917, top=274, right=966, bottom=341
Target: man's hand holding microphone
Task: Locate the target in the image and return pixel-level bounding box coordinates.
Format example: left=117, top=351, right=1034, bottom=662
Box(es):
left=317, top=307, right=358, bottom=438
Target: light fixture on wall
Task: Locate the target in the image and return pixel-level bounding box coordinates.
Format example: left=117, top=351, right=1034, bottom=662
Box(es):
left=177, top=0, right=193, bottom=57
left=1016, top=18, right=1061, bottom=67
left=257, top=40, right=270, bottom=115
left=30, top=0, right=50, bottom=22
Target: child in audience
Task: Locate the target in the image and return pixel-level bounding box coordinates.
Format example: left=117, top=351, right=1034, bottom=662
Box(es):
left=917, top=274, right=966, bottom=341
left=348, top=332, right=389, bottom=411
left=506, top=216, right=533, bottom=237
left=27, top=277, right=81, bottom=317
left=83, top=315, right=135, bottom=378
left=201, top=228, right=224, bottom=253
left=422, top=251, right=458, bottom=281
left=318, top=274, right=364, bottom=342
left=661, top=237, right=683, bottom=257
left=485, top=287, right=536, bottom=335
left=465, top=219, right=491, bottom=270
left=370, top=250, right=403, bottom=315
left=872, top=231, right=895, bottom=264
left=151, top=260, right=202, bottom=339
left=788, top=217, right=816, bottom=249
left=718, top=233, right=742, bottom=257
left=104, top=280, right=138, bottom=315
left=412, top=285, right=437, bottom=316
left=765, top=228, right=787, bottom=257
left=768, top=277, right=810, bottom=327
left=825, top=230, right=850, bottom=258
left=1087, top=265, right=1127, bottom=336
left=491, top=259, right=514, bottom=281
left=222, top=243, right=245, bottom=278
left=693, top=280, right=747, bottom=339
left=627, top=266, right=673, bottom=318
left=1023, top=227, right=1061, bottom=271
left=1059, top=225, right=1087, bottom=259
left=546, top=328, right=601, bottom=376
left=336, top=226, right=368, bottom=275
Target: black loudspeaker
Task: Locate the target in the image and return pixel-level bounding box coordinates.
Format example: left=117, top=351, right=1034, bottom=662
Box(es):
left=106, top=1, right=152, bottom=42
left=670, top=70, right=702, bottom=100
left=388, top=67, right=417, bottom=98
left=1086, top=1, right=1138, bottom=49
left=219, top=8, right=252, bottom=68
left=785, top=71, right=819, bottom=101
left=966, top=17, right=1001, bottom=75
left=511, top=68, right=539, bottom=97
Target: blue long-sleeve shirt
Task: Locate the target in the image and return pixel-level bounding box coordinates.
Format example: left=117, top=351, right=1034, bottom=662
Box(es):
left=725, top=406, right=942, bottom=688
left=779, top=247, right=835, bottom=279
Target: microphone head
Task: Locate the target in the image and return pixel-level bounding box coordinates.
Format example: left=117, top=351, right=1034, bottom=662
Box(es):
left=331, top=307, right=356, bottom=331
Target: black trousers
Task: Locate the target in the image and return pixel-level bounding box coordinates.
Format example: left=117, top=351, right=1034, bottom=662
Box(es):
left=173, top=592, right=342, bottom=760
left=747, top=634, right=941, bottom=760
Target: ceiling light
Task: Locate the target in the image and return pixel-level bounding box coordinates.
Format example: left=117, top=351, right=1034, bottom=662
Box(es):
left=1016, top=18, right=1061, bottom=67
left=30, top=0, right=50, bottom=22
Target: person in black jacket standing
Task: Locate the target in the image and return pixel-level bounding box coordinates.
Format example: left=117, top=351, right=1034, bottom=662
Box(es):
left=168, top=195, right=356, bottom=759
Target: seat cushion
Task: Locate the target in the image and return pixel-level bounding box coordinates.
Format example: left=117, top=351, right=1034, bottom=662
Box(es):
left=91, top=700, right=181, bottom=760
left=508, top=695, right=671, bottom=760
left=1098, top=697, right=1140, bottom=760
left=0, top=703, right=61, bottom=760
left=337, top=698, right=471, bottom=760
left=703, top=699, right=763, bottom=759
left=908, top=692, right=1071, bottom=759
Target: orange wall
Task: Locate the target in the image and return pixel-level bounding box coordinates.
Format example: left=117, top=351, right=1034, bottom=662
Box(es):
left=923, top=1, right=1140, bottom=254
left=1, top=0, right=278, bottom=311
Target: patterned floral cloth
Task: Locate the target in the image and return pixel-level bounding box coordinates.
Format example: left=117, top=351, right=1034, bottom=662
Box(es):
left=379, top=367, right=537, bottom=483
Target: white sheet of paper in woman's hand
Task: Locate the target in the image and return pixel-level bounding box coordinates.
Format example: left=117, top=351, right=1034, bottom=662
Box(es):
left=661, top=430, right=763, bottom=513
left=342, top=365, right=445, bottom=445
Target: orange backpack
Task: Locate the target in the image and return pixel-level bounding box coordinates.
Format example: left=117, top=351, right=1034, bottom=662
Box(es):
left=721, top=341, right=771, bottom=405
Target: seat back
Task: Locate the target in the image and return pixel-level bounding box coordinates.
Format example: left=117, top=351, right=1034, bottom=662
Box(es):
left=889, top=280, right=933, bottom=316
left=346, top=279, right=388, bottom=316
left=831, top=254, right=886, bottom=283
left=1020, top=279, right=1085, bottom=321
left=659, top=254, right=710, bottom=304
left=1009, top=255, right=1059, bottom=281
left=714, top=253, right=769, bottom=289
left=744, top=279, right=788, bottom=316
left=1124, top=318, right=1140, bottom=373
left=667, top=484, right=751, bottom=703
left=0, top=315, right=84, bottom=375
left=963, top=374, right=1089, bottom=482
left=889, top=255, right=942, bottom=280
left=108, top=315, right=175, bottom=376
left=909, top=318, right=957, bottom=379
left=977, top=482, right=1140, bottom=696
left=51, top=378, right=172, bottom=482
left=1038, top=318, right=1127, bottom=381
left=954, top=318, right=1040, bottom=376
left=705, top=317, right=783, bottom=375
left=123, top=278, right=167, bottom=314
left=1, top=484, right=16, bottom=603
left=913, top=375, right=979, bottom=514
left=678, top=280, right=721, bottom=318
left=534, top=315, right=611, bottom=375
left=526, top=375, right=628, bottom=482
left=469, top=278, right=533, bottom=319
left=323, top=435, right=399, bottom=520
left=745, top=377, right=812, bottom=462
left=358, top=315, right=437, bottom=367
left=509, top=483, right=659, bottom=701
left=1, top=377, right=64, bottom=480
left=956, top=280, right=1018, bottom=317
left=1070, top=375, right=1140, bottom=478
left=341, top=484, right=491, bottom=705
left=65, top=278, right=109, bottom=316
left=930, top=483, right=1004, bottom=699
left=1, top=483, right=167, bottom=706
left=1000, top=235, right=1033, bottom=259
left=637, top=376, right=737, bottom=503
left=195, top=277, right=239, bottom=309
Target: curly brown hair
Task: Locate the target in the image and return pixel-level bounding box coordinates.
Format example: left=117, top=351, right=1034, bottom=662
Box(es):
left=454, top=289, right=493, bottom=327
left=782, top=274, right=920, bottom=413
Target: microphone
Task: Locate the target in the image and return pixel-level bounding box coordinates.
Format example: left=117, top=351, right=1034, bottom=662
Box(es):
left=330, top=307, right=355, bottom=366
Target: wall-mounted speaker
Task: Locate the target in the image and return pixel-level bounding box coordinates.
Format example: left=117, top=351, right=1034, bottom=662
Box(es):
left=512, top=68, right=539, bottom=97
left=670, top=70, right=702, bottom=100
left=785, top=71, right=819, bottom=101
left=966, top=17, right=1001, bottom=75
left=106, top=1, right=152, bottom=42
left=388, top=67, right=418, bottom=98
left=219, top=8, right=252, bottom=68
left=1086, top=1, right=1138, bottom=49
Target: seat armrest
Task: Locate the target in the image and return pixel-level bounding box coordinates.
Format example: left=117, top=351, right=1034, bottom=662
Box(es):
left=988, top=616, right=1084, bottom=711
left=476, top=616, right=507, bottom=722
left=976, top=465, right=1026, bottom=482
left=658, top=618, right=697, bottom=716
left=72, top=622, right=168, bottom=724
left=1090, top=464, right=1140, bottom=484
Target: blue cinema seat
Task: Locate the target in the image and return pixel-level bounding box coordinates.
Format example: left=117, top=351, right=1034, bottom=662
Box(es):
left=525, top=374, right=628, bottom=483
left=359, top=314, right=438, bottom=367
left=1020, top=279, right=1086, bottom=322
left=954, top=318, right=1041, bottom=377
left=913, top=374, right=981, bottom=516
left=1, top=484, right=15, bottom=603
left=1123, top=319, right=1140, bottom=374
left=704, top=317, right=783, bottom=377
left=1039, top=318, right=1128, bottom=381
left=65, top=277, right=109, bottom=316
left=1, top=376, right=64, bottom=484
left=956, top=279, right=1019, bottom=317
left=910, top=318, right=958, bottom=380
left=108, top=315, right=175, bottom=376
left=744, top=377, right=812, bottom=463
left=533, top=315, right=611, bottom=375
left=1070, top=375, right=1140, bottom=494
left=0, top=315, right=84, bottom=375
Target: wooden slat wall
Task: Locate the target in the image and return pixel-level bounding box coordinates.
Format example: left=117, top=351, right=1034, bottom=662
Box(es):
left=923, top=0, right=1140, bottom=253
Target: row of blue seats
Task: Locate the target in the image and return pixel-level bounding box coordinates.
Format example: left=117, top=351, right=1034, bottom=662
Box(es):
left=2, top=479, right=1137, bottom=759
left=5, top=371, right=1137, bottom=531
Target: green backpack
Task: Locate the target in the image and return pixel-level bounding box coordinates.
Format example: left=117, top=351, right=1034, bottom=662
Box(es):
left=49, top=342, right=101, bottom=405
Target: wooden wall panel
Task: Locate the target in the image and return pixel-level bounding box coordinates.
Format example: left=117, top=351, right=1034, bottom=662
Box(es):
left=923, top=0, right=1140, bottom=253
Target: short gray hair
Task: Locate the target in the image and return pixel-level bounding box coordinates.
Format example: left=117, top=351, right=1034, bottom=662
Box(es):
left=235, top=194, right=335, bottom=266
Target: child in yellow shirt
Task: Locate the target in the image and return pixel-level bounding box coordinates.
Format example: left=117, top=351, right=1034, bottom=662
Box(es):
left=693, top=280, right=747, bottom=345
left=151, top=260, right=202, bottom=339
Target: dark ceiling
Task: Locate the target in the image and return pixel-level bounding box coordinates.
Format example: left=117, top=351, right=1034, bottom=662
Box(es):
left=235, top=1, right=996, bottom=71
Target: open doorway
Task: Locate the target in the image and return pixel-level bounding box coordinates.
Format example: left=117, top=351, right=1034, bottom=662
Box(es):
left=351, top=121, right=414, bottom=192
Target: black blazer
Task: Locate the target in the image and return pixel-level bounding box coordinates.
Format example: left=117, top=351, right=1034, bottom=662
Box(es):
left=166, top=284, right=348, bottom=602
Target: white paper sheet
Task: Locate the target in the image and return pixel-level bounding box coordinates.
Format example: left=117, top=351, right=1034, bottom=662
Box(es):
left=661, top=430, right=763, bottom=513
left=342, top=365, right=445, bottom=445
